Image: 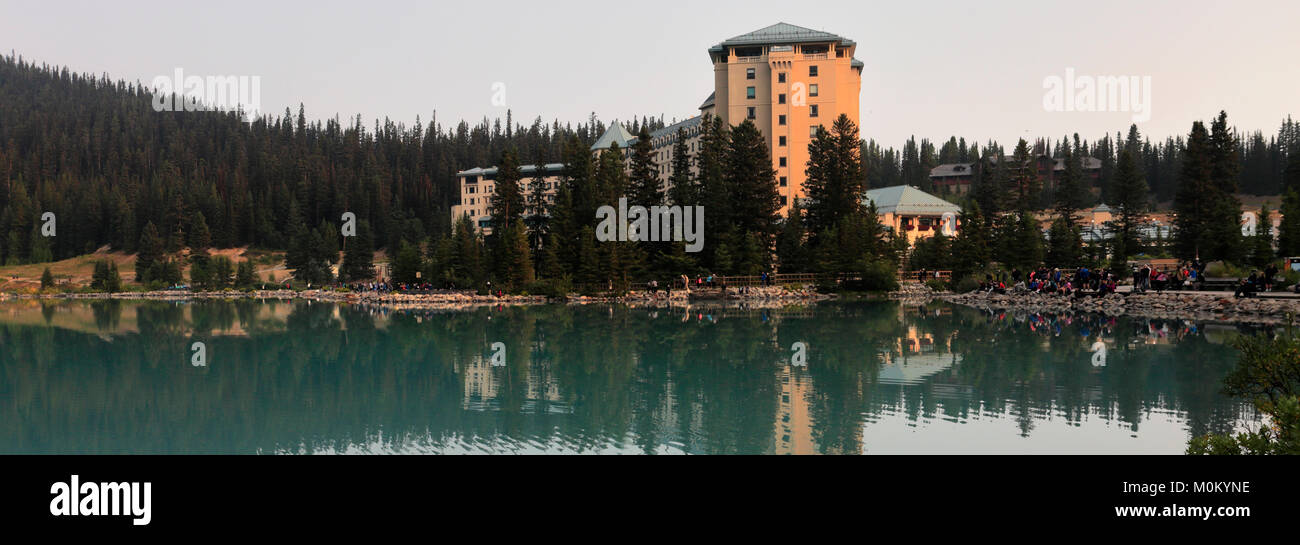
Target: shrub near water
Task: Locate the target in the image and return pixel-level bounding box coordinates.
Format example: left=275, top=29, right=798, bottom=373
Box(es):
left=1188, top=328, right=1300, bottom=455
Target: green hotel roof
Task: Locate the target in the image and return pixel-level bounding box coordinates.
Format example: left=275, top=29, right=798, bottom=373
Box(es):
left=863, top=185, right=962, bottom=216
left=710, top=22, right=857, bottom=52
left=590, top=122, right=637, bottom=151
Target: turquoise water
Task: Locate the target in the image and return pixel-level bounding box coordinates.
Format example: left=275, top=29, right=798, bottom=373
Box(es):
left=0, top=299, right=1257, bottom=454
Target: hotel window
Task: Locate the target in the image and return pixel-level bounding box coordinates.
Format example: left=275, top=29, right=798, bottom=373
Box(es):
left=810, top=105, right=819, bottom=118
left=746, top=68, right=755, bottom=80
left=809, top=65, right=818, bottom=77
left=778, top=72, right=786, bottom=83
left=778, top=114, right=786, bottom=125
left=746, top=86, right=755, bottom=99
left=810, top=125, right=821, bottom=137
left=780, top=196, right=788, bottom=206
left=779, top=157, right=787, bottom=167
left=809, top=84, right=819, bottom=97
left=779, top=176, right=787, bottom=187
left=747, top=107, right=756, bottom=120
left=778, top=93, right=786, bottom=104
left=779, top=136, right=786, bottom=146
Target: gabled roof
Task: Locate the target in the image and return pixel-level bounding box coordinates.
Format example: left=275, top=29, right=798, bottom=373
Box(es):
left=712, top=22, right=855, bottom=50
left=863, top=185, right=962, bottom=216
left=650, top=116, right=704, bottom=140
left=930, top=163, right=976, bottom=178
left=590, top=122, right=637, bottom=151
left=699, top=91, right=716, bottom=111
left=456, top=163, right=565, bottom=178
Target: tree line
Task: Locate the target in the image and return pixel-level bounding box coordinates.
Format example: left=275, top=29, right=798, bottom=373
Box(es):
left=0, top=54, right=672, bottom=269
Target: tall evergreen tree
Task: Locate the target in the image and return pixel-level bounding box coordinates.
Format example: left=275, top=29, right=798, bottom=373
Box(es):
left=667, top=127, right=696, bottom=207
left=339, top=219, right=375, bottom=282
left=1174, top=122, right=1216, bottom=261
left=1109, top=149, right=1148, bottom=268
left=724, top=120, right=781, bottom=273
left=490, top=148, right=525, bottom=231
left=134, top=221, right=164, bottom=283
left=804, top=114, right=866, bottom=239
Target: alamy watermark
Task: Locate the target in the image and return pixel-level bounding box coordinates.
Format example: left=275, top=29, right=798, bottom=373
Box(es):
left=50, top=475, right=151, bottom=526
left=595, top=197, right=704, bottom=253
left=151, top=68, right=261, bottom=118
left=1043, top=68, right=1151, bottom=123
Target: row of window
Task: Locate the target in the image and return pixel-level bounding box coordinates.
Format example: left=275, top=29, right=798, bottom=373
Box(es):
left=747, top=66, right=818, bottom=80
left=745, top=107, right=824, bottom=126
left=748, top=85, right=818, bottom=101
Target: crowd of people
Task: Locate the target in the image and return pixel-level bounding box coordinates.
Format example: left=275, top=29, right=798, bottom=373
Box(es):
left=971, top=258, right=1296, bottom=299
left=977, top=266, right=1122, bottom=297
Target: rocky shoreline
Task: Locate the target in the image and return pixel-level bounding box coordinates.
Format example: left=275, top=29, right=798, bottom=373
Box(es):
left=0, top=284, right=833, bottom=310
left=941, top=289, right=1300, bottom=324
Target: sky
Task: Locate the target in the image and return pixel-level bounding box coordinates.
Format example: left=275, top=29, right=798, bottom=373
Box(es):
left=3, top=0, right=1298, bottom=148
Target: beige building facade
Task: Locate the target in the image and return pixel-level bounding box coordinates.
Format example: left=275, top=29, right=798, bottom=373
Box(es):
left=702, top=22, right=863, bottom=215
left=452, top=23, right=863, bottom=229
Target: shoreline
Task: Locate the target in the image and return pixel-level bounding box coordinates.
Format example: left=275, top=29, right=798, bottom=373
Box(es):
left=939, top=289, right=1300, bottom=325
left=0, top=285, right=835, bottom=311
left=6, top=285, right=1298, bottom=324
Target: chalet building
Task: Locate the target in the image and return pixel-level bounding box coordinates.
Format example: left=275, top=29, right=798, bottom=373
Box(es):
left=928, top=154, right=1102, bottom=197
left=863, top=185, right=962, bottom=245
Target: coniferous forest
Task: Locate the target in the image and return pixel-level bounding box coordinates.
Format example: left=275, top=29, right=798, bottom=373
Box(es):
left=3, top=54, right=1298, bottom=294
left=0, top=55, right=668, bottom=266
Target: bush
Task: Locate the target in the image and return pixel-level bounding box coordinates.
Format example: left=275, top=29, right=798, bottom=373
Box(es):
left=953, top=275, right=981, bottom=293
left=1205, top=261, right=1250, bottom=279
left=1188, top=328, right=1300, bottom=455
left=1188, top=396, right=1299, bottom=455
left=524, top=276, right=572, bottom=299
left=839, top=259, right=898, bottom=292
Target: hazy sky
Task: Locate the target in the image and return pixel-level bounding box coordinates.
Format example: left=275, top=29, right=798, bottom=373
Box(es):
left=3, top=0, right=1298, bottom=147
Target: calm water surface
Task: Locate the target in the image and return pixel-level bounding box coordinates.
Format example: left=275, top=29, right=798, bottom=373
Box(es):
left=0, top=299, right=1259, bottom=454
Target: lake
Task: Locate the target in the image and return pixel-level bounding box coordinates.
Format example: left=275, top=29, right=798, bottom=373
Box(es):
left=0, top=298, right=1259, bottom=454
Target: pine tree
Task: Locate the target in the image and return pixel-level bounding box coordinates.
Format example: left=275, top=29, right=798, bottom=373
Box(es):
left=695, top=115, right=730, bottom=270
left=339, top=219, right=375, bottom=282
left=1007, top=139, right=1039, bottom=212
left=724, top=120, right=780, bottom=273
left=1206, top=111, right=1244, bottom=263
left=667, top=127, right=696, bottom=207
left=1279, top=189, right=1300, bottom=258
left=135, top=221, right=164, bottom=283
left=1046, top=216, right=1083, bottom=268
left=1054, top=134, right=1086, bottom=221
left=235, top=259, right=257, bottom=288
left=391, top=239, right=423, bottom=285
left=188, top=212, right=213, bottom=289
left=628, top=126, right=660, bottom=207
left=1174, top=122, right=1215, bottom=261
left=949, top=201, right=991, bottom=280
left=490, top=148, right=525, bottom=231
left=776, top=205, right=810, bottom=273
left=1251, top=202, right=1276, bottom=268
left=1109, top=149, right=1148, bottom=268
left=804, top=114, right=866, bottom=239
left=40, top=267, right=54, bottom=290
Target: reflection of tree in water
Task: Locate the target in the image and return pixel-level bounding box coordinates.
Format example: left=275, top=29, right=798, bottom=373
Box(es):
left=0, top=300, right=1256, bottom=454
left=90, top=300, right=122, bottom=331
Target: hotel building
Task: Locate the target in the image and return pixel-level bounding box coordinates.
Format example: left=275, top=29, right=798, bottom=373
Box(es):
left=452, top=22, right=863, bottom=229
left=701, top=22, right=863, bottom=215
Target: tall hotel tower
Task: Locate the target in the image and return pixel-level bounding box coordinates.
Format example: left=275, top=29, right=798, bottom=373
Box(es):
left=699, top=23, right=863, bottom=215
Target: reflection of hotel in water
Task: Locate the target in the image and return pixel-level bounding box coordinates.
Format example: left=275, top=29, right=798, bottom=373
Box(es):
left=773, top=306, right=963, bottom=454
left=458, top=353, right=564, bottom=411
